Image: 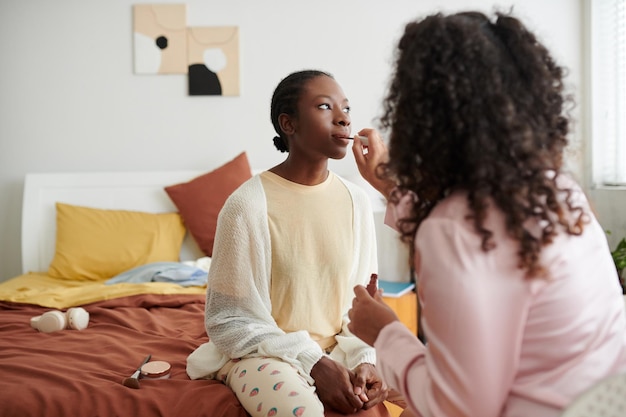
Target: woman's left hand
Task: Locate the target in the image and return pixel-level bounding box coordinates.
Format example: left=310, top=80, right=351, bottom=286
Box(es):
left=351, top=363, right=389, bottom=409
left=311, top=357, right=365, bottom=413
left=348, top=285, right=399, bottom=346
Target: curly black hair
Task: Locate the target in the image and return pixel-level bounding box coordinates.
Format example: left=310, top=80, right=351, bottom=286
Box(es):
left=379, top=11, right=586, bottom=278
left=270, top=69, right=333, bottom=153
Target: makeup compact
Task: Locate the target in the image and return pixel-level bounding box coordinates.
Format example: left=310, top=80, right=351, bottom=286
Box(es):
left=140, top=360, right=171, bottom=380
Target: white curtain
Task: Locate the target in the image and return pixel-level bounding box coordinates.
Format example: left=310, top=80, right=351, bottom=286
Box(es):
left=591, top=0, right=626, bottom=185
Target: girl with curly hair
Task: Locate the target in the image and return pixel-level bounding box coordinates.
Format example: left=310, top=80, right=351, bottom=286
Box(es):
left=348, top=11, right=626, bottom=417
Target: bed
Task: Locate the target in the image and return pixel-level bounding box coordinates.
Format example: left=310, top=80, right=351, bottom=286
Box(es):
left=0, top=152, right=391, bottom=417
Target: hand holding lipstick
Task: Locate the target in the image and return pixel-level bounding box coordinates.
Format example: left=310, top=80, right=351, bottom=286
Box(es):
left=350, top=129, right=397, bottom=201
left=348, top=280, right=399, bottom=347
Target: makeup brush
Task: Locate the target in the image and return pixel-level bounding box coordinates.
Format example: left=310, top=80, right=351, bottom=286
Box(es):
left=122, top=354, right=151, bottom=389
left=346, top=135, right=369, bottom=146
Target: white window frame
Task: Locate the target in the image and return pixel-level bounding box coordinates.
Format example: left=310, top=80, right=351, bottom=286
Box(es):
left=585, top=0, right=626, bottom=253
left=587, top=0, right=626, bottom=187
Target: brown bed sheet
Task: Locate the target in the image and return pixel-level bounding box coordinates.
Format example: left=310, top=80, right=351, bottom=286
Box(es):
left=0, top=293, right=390, bottom=417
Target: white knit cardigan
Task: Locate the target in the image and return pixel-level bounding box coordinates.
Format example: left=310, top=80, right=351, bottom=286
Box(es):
left=187, top=173, right=378, bottom=384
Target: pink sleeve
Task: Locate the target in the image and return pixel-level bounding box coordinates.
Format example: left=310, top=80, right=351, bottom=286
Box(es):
left=384, top=191, right=414, bottom=231
left=374, top=217, right=529, bottom=417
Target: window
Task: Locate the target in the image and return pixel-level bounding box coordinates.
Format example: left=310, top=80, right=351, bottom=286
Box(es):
left=590, top=0, right=626, bottom=186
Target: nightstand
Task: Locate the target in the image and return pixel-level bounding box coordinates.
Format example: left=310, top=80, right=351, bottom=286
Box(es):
left=382, top=290, right=418, bottom=417
left=383, top=290, right=418, bottom=335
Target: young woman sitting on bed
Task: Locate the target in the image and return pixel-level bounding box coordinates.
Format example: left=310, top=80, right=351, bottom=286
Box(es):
left=187, top=70, right=395, bottom=417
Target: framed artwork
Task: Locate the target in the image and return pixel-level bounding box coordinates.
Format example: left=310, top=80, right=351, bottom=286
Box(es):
left=133, top=4, right=187, bottom=74
left=187, top=26, right=240, bottom=96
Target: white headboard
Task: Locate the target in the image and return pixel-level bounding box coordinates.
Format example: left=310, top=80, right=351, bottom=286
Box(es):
left=21, top=171, right=222, bottom=274
left=21, top=169, right=412, bottom=282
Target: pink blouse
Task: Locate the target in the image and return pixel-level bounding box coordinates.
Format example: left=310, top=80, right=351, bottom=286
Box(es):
left=375, top=180, right=626, bottom=417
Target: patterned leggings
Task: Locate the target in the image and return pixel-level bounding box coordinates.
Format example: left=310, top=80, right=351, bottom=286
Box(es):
left=218, top=357, right=325, bottom=417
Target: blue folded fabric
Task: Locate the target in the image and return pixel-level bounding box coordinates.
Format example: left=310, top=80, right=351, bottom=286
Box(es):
left=105, top=262, right=208, bottom=287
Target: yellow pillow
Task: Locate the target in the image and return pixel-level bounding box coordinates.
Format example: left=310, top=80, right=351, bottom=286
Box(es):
left=48, top=203, right=186, bottom=281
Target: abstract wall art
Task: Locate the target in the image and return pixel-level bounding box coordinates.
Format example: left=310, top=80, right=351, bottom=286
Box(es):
left=133, top=4, right=187, bottom=74
left=187, top=26, right=240, bottom=96
left=132, top=4, right=240, bottom=96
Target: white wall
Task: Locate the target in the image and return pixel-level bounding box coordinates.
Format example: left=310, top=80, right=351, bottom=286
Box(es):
left=0, top=0, right=592, bottom=282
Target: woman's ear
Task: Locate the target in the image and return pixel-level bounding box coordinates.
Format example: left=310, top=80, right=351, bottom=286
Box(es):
left=278, top=113, right=296, bottom=136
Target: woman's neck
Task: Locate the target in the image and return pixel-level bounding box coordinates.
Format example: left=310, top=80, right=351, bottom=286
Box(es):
left=269, top=159, right=329, bottom=186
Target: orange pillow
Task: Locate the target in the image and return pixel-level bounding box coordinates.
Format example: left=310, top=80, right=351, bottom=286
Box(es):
left=165, top=152, right=252, bottom=257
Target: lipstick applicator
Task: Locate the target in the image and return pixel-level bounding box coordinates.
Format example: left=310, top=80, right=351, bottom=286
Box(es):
left=346, top=135, right=369, bottom=146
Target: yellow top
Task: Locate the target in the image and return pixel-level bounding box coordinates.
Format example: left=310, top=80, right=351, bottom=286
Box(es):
left=260, top=171, right=354, bottom=351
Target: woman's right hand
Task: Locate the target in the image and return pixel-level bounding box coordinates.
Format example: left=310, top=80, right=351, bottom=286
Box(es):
left=351, top=128, right=396, bottom=200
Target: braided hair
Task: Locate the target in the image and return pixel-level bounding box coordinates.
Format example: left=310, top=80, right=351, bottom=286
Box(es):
left=270, top=70, right=333, bottom=152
